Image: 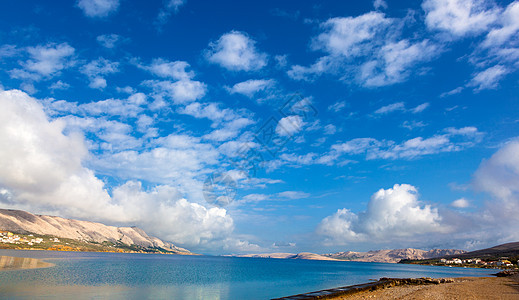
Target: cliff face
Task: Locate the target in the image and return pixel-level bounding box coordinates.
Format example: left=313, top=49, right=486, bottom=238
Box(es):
left=0, top=208, right=190, bottom=254
left=324, top=248, right=466, bottom=263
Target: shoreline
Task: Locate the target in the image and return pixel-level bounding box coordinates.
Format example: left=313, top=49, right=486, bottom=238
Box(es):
left=274, top=272, right=519, bottom=299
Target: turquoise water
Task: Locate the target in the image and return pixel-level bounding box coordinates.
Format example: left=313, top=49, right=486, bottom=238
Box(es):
left=0, top=249, right=492, bottom=299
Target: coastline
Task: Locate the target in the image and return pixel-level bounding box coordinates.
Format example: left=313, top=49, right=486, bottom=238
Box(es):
left=274, top=273, right=519, bottom=300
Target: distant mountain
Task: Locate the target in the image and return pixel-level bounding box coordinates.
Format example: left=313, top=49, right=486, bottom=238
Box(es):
left=232, top=252, right=338, bottom=261
left=230, top=248, right=465, bottom=263
left=322, top=248, right=466, bottom=263
left=0, top=208, right=191, bottom=254
left=439, top=242, right=519, bottom=260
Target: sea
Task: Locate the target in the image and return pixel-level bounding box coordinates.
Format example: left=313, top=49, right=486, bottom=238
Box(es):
left=0, top=249, right=493, bottom=299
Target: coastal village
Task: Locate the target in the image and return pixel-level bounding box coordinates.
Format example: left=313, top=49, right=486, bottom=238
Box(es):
left=0, top=230, right=50, bottom=246
left=440, top=258, right=515, bottom=268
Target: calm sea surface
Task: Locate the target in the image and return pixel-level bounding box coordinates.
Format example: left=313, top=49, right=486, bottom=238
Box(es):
left=0, top=249, right=492, bottom=299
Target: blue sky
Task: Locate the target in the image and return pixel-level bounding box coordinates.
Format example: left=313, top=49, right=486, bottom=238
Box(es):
left=0, top=0, right=518, bottom=255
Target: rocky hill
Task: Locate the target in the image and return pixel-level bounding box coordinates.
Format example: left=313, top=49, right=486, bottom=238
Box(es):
left=0, top=208, right=190, bottom=254
left=323, top=248, right=466, bottom=263
left=231, top=248, right=465, bottom=263
left=232, top=252, right=338, bottom=261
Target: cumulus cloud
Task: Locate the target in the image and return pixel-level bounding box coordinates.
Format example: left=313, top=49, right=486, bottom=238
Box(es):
left=177, top=102, right=254, bottom=141
left=0, top=89, right=248, bottom=251
left=0, top=89, right=124, bottom=220
left=111, top=181, right=234, bottom=246
left=144, top=79, right=207, bottom=105
left=141, top=59, right=194, bottom=80
left=10, top=43, right=75, bottom=81
left=49, top=80, right=71, bottom=91
left=226, top=79, right=275, bottom=98
left=422, top=0, right=499, bottom=37
left=312, top=12, right=391, bottom=57
left=77, top=0, right=119, bottom=18
left=80, top=57, right=119, bottom=89
left=289, top=12, right=439, bottom=87
left=463, top=140, right=519, bottom=243
left=360, top=39, right=439, bottom=87
left=205, top=31, right=268, bottom=71
left=481, top=1, right=519, bottom=48
left=318, top=184, right=445, bottom=244
left=276, top=116, right=304, bottom=137
left=473, top=140, right=519, bottom=203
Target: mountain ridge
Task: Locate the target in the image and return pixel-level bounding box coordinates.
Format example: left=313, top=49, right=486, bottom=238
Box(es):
left=0, top=208, right=190, bottom=254
left=230, top=248, right=465, bottom=263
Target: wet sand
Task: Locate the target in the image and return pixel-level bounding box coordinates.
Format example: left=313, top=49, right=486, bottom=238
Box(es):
left=0, top=256, right=54, bottom=270
left=332, top=274, right=519, bottom=300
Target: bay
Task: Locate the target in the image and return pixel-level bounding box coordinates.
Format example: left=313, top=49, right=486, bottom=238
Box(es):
left=0, top=249, right=492, bottom=299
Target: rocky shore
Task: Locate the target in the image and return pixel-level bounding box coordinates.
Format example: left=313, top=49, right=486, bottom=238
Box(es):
left=274, top=272, right=519, bottom=300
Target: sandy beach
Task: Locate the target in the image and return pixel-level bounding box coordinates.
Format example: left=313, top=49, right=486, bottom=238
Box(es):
left=330, top=274, right=519, bottom=300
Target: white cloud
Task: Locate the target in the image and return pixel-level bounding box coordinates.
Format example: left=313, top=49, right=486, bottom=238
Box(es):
left=318, top=184, right=445, bottom=244
left=422, top=0, right=499, bottom=37
left=374, top=101, right=405, bottom=114
left=226, top=79, right=275, bottom=98
left=206, top=31, right=268, bottom=71
left=468, top=65, right=509, bottom=91
left=111, top=181, right=234, bottom=246
left=328, top=100, right=347, bottom=112
left=277, top=191, right=310, bottom=200
left=373, top=0, right=388, bottom=10
left=411, top=102, right=430, bottom=113
left=177, top=101, right=254, bottom=142
left=20, top=82, right=37, bottom=94
left=289, top=13, right=439, bottom=87
left=312, top=12, right=391, bottom=57
left=276, top=115, right=304, bottom=137
left=360, top=39, right=439, bottom=87
left=49, top=80, right=70, bottom=91
left=96, top=34, right=122, bottom=49
left=80, top=57, right=119, bottom=89
left=469, top=140, right=519, bottom=241
left=77, top=0, right=119, bottom=18
left=482, top=1, right=519, bottom=48
left=144, top=79, right=207, bottom=105
left=0, top=89, right=125, bottom=221
left=141, top=58, right=194, bottom=80
left=10, top=43, right=75, bottom=80
left=473, top=140, right=519, bottom=202
left=402, top=120, right=427, bottom=130
left=80, top=93, right=146, bottom=117
left=330, top=127, right=483, bottom=160
left=374, top=101, right=429, bottom=116
left=0, top=89, right=251, bottom=251
left=0, top=45, right=18, bottom=59
left=451, top=198, right=470, bottom=208
left=324, top=124, right=337, bottom=135
left=155, top=0, right=187, bottom=28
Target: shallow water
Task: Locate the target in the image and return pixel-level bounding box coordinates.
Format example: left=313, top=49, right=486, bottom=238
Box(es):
left=0, top=249, right=493, bottom=299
